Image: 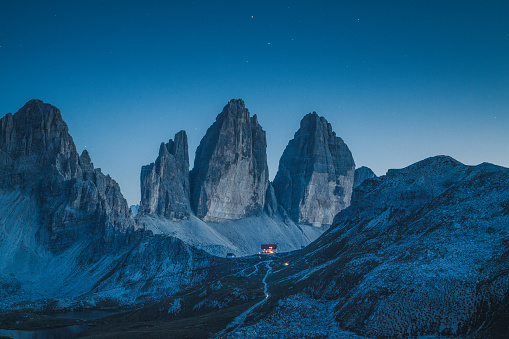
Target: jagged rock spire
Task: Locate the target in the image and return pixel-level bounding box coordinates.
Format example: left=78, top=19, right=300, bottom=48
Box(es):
left=139, top=130, right=191, bottom=220
left=190, top=99, right=269, bottom=222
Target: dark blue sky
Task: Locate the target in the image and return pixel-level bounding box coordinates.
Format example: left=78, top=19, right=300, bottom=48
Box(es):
left=1, top=0, right=508, bottom=205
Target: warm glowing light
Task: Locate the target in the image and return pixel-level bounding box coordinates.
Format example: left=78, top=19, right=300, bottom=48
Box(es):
left=261, top=244, right=277, bottom=254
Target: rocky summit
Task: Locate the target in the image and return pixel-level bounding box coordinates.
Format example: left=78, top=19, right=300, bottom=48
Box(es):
left=0, top=99, right=134, bottom=253
left=135, top=100, right=324, bottom=257
left=190, top=99, right=269, bottom=222
left=139, top=130, right=191, bottom=220
left=273, top=112, right=355, bottom=226
left=353, top=165, right=376, bottom=188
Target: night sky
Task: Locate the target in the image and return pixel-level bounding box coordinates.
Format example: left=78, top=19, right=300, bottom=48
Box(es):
left=1, top=1, right=508, bottom=205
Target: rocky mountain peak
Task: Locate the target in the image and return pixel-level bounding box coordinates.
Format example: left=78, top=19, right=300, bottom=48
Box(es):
left=159, top=142, right=169, bottom=156
left=299, top=112, right=337, bottom=138
left=353, top=166, right=376, bottom=188
left=79, top=149, right=94, bottom=171
left=171, top=130, right=189, bottom=172
left=393, top=155, right=462, bottom=175
left=0, top=99, right=79, bottom=184
left=349, top=156, right=473, bottom=221
left=190, top=99, right=269, bottom=222
left=0, top=100, right=134, bottom=253
left=139, top=130, right=191, bottom=220
left=273, top=112, right=355, bottom=226
left=220, top=98, right=248, bottom=119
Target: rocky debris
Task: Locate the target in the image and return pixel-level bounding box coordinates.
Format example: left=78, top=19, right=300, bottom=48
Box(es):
left=137, top=213, right=324, bottom=257
left=353, top=166, right=376, bottom=188
left=271, top=156, right=509, bottom=338
left=273, top=112, right=355, bottom=226
left=139, top=131, right=191, bottom=220
left=223, top=294, right=364, bottom=338
left=0, top=99, right=134, bottom=253
left=190, top=99, right=269, bottom=222
left=0, top=186, right=218, bottom=309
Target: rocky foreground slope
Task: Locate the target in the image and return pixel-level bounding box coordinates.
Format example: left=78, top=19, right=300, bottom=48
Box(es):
left=256, top=156, right=509, bottom=338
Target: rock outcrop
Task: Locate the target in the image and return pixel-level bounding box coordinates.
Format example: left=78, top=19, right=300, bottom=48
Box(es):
left=353, top=166, right=376, bottom=188
left=190, top=99, right=269, bottom=222
left=0, top=99, right=134, bottom=253
left=139, top=131, right=191, bottom=220
left=273, top=112, right=355, bottom=226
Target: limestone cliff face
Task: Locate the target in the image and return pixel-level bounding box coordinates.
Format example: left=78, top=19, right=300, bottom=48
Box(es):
left=139, top=131, right=191, bottom=220
left=353, top=166, right=376, bottom=189
left=0, top=99, right=80, bottom=186
left=273, top=112, right=355, bottom=226
left=190, top=99, right=269, bottom=222
left=0, top=100, right=134, bottom=253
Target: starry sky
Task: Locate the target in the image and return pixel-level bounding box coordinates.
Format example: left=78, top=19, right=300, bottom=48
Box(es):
left=1, top=0, right=508, bottom=205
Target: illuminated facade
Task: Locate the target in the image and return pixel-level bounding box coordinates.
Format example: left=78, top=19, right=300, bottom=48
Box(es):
left=261, top=244, right=277, bottom=254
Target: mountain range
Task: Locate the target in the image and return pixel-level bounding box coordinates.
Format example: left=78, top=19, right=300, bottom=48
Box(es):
left=136, top=99, right=355, bottom=256
left=1, top=99, right=508, bottom=338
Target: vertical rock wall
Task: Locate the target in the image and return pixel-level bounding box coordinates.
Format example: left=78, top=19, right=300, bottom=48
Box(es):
left=139, top=131, right=191, bottom=220
left=0, top=100, right=134, bottom=253
left=273, top=112, right=355, bottom=226
left=190, top=99, right=269, bottom=222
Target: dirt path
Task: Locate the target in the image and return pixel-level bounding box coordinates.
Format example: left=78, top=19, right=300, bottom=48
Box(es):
left=214, top=260, right=272, bottom=337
